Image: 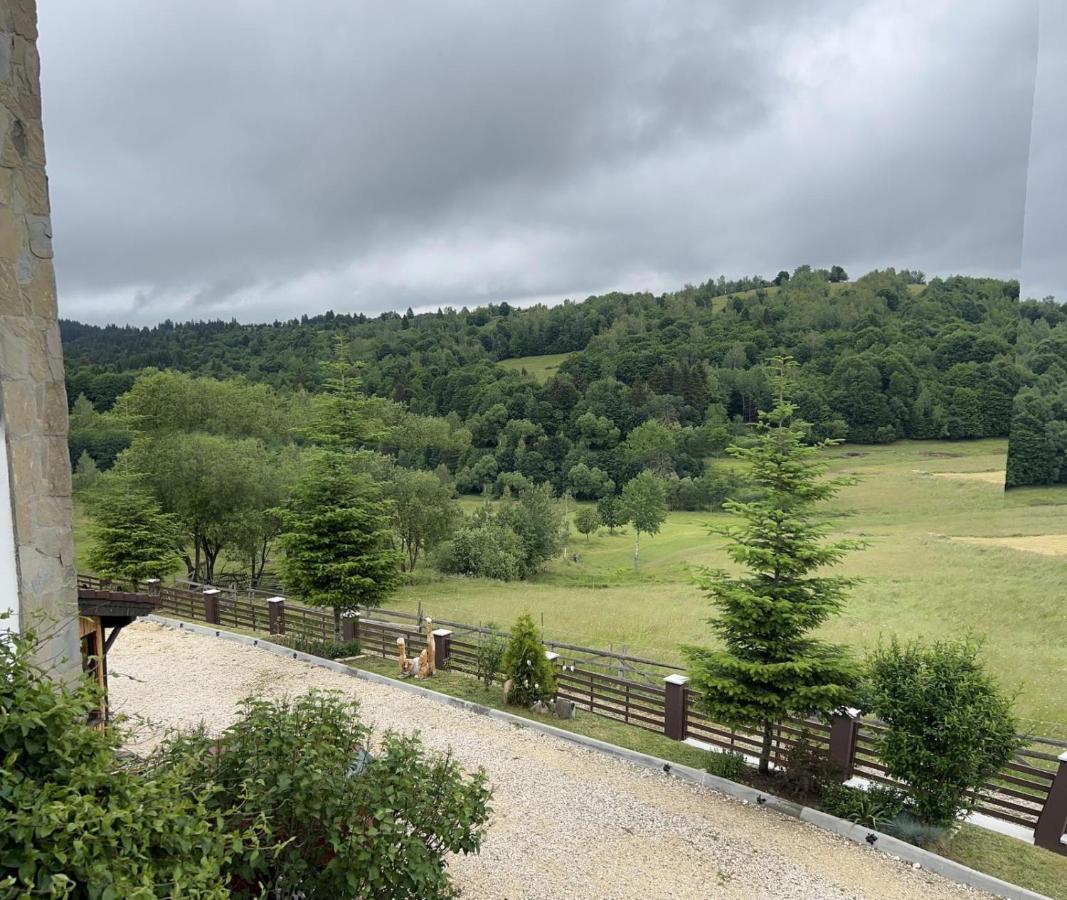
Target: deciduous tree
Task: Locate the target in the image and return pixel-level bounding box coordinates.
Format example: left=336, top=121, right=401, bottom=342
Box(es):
left=621, top=471, right=667, bottom=568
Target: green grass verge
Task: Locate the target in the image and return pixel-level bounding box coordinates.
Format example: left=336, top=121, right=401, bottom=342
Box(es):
left=936, top=825, right=1067, bottom=899
left=349, top=655, right=1067, bottom=899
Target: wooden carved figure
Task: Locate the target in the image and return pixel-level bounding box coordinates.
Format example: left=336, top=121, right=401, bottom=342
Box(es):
left=396, top=617, right=436, bottom=679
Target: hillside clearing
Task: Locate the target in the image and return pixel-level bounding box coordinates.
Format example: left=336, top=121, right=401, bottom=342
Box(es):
left=496, top=352, right=573, bottom=382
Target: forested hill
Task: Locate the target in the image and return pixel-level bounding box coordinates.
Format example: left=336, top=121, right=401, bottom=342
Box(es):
left=61, top=267, right=1067, bottom=488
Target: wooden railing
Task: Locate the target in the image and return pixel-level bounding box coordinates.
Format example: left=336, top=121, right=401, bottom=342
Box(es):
left=82, top=572, right=1067, bottom=853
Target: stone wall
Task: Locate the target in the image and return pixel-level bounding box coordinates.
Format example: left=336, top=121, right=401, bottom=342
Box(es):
left=0, top=0, right=80, bottom=679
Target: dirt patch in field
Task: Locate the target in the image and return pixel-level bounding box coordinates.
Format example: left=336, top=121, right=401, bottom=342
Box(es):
left=929, top=470, right=1006, bottom=485
left=923, top=451, right=965, bottom=458
left=952, top=534, right=1067, bottom=556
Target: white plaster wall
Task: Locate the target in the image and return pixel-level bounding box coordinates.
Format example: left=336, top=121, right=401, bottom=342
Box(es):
left=0, top=416, right=19, bottom=632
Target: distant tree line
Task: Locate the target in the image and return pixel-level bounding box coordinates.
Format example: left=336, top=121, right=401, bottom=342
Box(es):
left=63, top=267, right=1065, bottom=515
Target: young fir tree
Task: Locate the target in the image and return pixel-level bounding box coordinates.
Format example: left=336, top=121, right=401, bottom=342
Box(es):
left=683, top=359, right=861, bottom=774
left=502, top=612, right=557, bottom=706
left=86, top=473, right=184, bottom=586
left=278, top=452, right=403, bottom=637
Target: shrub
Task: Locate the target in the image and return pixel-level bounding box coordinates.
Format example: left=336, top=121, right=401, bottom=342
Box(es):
left=502, top=612, right=557, bottom=706
left=820, top=783, right=907, bottom=832
left=474, top=629, right=508, bottom=689
left=705, top=750, right=749, bottom=782
left=777, top=733, right=846, bottom=802
left=284, top=632, right=362, bottom=660
left=167, top=691, right=492, bottom=898
left=0, top=624, right=246, bottom=897
left=862, top=637, right=1020, bottom=826
left=495, top=483, right=566, bottom=573
left=436, top=522, right=525, bottom=581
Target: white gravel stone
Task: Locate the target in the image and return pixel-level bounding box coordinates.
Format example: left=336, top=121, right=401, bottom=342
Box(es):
left=109, top=622, right=988, bottom=900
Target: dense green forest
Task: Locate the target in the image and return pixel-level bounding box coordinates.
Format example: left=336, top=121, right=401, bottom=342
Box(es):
left=62, top=266, right=1065, bottom=493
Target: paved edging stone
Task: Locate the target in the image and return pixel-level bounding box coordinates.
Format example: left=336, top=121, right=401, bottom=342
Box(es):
left=145, top=615, right=1050, bottom=900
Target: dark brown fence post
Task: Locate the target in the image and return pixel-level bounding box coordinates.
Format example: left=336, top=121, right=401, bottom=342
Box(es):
left=267, top=597, right=286, bottom=636
left=828, top=709, right=860, bottom=777
left=342, top=613, right=359, bottom=643
left=433, top=628, right=452, bottom=667
left=1035, top=750, right=1067, bottom=854
left=203, top=588, right=221, bottom=625
left=663, top=674, right=690, bottom=741
left=144, top=578, right=161, bottom=597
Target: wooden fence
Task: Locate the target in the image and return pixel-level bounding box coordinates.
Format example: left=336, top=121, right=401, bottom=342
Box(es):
left=83, top=573, right=1067, bottom=854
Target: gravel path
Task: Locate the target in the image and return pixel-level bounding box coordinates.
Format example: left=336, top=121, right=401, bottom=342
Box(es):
left=109, top=622, right=984, bottom=900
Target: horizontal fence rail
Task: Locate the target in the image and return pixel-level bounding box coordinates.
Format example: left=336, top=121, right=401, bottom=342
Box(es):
left=80, top=573, right=1067, bottom=853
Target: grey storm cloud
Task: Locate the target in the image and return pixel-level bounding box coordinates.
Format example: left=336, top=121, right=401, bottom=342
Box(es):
left=37, top=1, right=1041, bottom=325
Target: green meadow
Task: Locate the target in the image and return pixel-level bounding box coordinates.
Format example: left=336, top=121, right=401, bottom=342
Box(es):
left=74, top=437, right=1067, bottom=736
left=388, top=439, right=1067, bottom=737
left=495, top=352, right=573, bottom=382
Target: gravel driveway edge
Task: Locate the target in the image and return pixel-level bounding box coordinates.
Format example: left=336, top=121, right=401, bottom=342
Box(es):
left=144, top=615, right=1049, bottom=900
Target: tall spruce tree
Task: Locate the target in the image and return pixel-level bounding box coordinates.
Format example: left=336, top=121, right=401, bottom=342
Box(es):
left=86, top=472, right=184, bottom=586
left=683, top=358, right=860, bottom=773
left=278, top=452, right=403, bottom=637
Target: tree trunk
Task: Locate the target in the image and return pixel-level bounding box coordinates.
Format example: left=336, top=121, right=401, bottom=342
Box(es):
left=204, top=543, right=220, bottom=584
left=333, top=606, right=342, bottom=641
left=634, top=530, right=641, bottom=569
left=759, top=720, right=774, bottom=775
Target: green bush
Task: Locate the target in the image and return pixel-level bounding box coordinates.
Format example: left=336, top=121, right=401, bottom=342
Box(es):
left=0, top=624, right=247, bottom=898
left=284, top=632, right=362, bottom=659
left=163, top=691, right=492, bottom=898
left=820, top=783, right=908, bottom=832
left=436, top=522, right=525, bottom=581
left=705, top=750, right=749, bottom=781
left=862, top=637, right=1020, bottom=826
left=474, top=628, right=508, bottom=689
left=502, top=613, right=557, bottom=706
left=777, top=733, right=846, bottom=802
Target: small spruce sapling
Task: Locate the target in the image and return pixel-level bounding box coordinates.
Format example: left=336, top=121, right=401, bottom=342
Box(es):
left=502, top=612, right=557, bottom=706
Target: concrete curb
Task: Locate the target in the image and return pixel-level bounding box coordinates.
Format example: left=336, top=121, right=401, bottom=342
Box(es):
left=145, top=616, right=1050, bottom=900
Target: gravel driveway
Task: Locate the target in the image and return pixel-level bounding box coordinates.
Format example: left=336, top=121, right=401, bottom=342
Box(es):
left=109, top=622, right=984, bottom=900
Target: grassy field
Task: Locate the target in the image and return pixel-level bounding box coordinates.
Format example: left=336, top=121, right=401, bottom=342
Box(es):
left=74, top=437, right=1067, bottom=736
left=387, top=439, right=1067, bottom=738
left=496, top=352, right=573, bottom=382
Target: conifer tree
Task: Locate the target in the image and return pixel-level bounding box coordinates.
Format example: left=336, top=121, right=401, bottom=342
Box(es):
left=86, top=473, right=183, bottom=586
left=683, top=358, right=860, bottom=773
left=502, top=612, right=556, bottom=706
left=278, top=452, right=403, bottom=637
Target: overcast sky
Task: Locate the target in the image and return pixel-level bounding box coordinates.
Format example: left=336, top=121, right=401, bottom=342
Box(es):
left=38, top=1, right=1045, bottom=326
